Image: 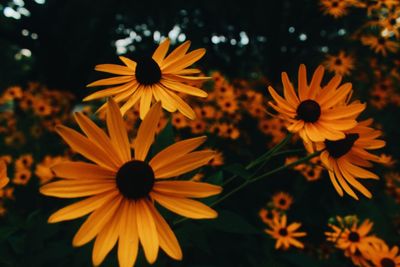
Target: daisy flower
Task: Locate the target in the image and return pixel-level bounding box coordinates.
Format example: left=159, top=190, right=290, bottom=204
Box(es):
left=316, top=119, right=385, bottom=200
left=84, top=38, right=209, bottom=119
left=40, top=99, right=222, bottom=267
left=267, top=64, right=365, bottom=143
left=265, top=214, right=307, bottom=250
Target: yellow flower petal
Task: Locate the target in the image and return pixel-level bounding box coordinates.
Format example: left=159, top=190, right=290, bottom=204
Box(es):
left=139, top=87, right=153, bottom=119
left=134, top=102, right=162, bottom=161
left=74, top=112, right=123, bottom=164
left=298, top=64, right=308, bottom=101
left=56, top=125, right=118, bottom=171
left=308, top=65, right=324, bottom=99
left=48, top=191, right=118, bottom=223
left=163, top=89, right=195, bottom=119
left=151, top=192, right=218, bottom=219
left=160, top=79, right=208, bottom=97
left=119, top=56, right=137, bottom=70
left=153, top=181, right=222, bottom=198
left=154, top=150, right=215, bottom=179
left=118, top=200, right=139, bottom=267
left=106, top=99, right=131, bottom=162
left=40, top=179, right=115, bottom=198
left=152, top=85, right=177, bottom=112
left=73, top=195, right=122, bottom=247
left=163, top=48, right=206, bottom=73
left=87, top=76, right=134, bottom=87
left=52, top=161, right=115, bottom=179
left=149, top=136, right=207, bottom=171
left=281, top=72, right=299, bottom=106
left=147, top=203, right=182, bottom=260
left=136, top=199, right=159, bottom=264
left=95, top=64, right=134, bottom=76
left=152, top=38, right=170, bottom=64
left=92, top=198, right=124, bottom=266
left=83, top=81, right=138, bottom=101
left=160, top=41, right=191, bottom=67
left=120, top=86, right=144, bottom=115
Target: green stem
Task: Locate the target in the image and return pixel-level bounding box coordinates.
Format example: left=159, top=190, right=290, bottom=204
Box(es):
left=246, top=133, right=293, bottom=169
left=211, top=150, right=322, bottom=207
left=249, top=150, right=322, bottom=184
left=222, top=134, right=295, bottom=187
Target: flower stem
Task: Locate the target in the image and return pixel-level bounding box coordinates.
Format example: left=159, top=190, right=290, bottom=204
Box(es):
left=222, top=133, right=294, bottom=187
left=173, top=150, right=322, bottom=226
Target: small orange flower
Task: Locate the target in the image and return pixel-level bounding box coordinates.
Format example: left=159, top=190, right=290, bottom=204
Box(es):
left=272, top=192, right=293, bottom=211
left=13, top=168, right=32, bottom=186
left=265, top=214, right=307, bottom=250
left=361, top=35, right=399, bottom=56
left=323, top=51, right=355, bottom=76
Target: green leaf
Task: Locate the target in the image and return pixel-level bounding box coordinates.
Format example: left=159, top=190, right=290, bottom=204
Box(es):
left=0, top=227, right=18, bottom=241
left=205, top=171, right=223, bottom=185
left=202, top=171, right=223, bottom=205
left=151, top=119, right=174, bottom=156
left=203, top=209, right=259, bottom=234
left=224, top=163, right=252, bottom=179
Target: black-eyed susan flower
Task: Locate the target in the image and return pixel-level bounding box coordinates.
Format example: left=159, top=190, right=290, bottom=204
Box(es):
left=361, top=35, right=399, bottom=56
left=15, top=154, right=33, bottom=170
left=265, top=214, right=307, bottom=250
left=267, top=64, right=366, bottom=143
left=40, top=99, right=222, bottom=267
left=323, top=51, right=355, bottom=76
left=320, top=0, right=349, bottom=18
left=272, top=192, right=293, bottom=211
left=315, top=119, right=385, bottom=200
left=326, top=217, right=383, bottom=257
left=370, top=243, right=400, bottom=267
left=380, top=10, right=400, bottom=39
left=259, top=208, right=279, bottom=226
left=0, top=161, right=9, bottom=189
left=84, top=38, right=209, bottom=119
left=13, top=168, right=31, bottom=186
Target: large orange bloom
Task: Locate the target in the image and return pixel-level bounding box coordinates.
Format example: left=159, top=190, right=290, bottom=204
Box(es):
left=40, top=100, right=221, bottom=267
left=316, top=119, right=385, bottom=200
left=267, top=64, right=365, bottom=143
left=84, top=38, right=209, bottom=119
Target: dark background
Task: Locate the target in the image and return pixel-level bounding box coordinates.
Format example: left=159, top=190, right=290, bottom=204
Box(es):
left=0, top=0, right=360, bottom=95
left=0, top=1, right=399, bottom=267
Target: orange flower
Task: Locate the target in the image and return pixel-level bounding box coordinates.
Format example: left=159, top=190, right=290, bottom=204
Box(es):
left=265, top=214, right=307, bottom=250
left=268, top=64, right=365, bottom=143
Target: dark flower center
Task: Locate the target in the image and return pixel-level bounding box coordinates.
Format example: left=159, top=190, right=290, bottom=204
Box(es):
left=335, top=58, right=342, bottom=65
left=279, top=199, right=286, bottom=205
left=296, top=100, right=321, bottom=123
left=348, top=231, right=360, bottom=242
left=116, top=160, right=155, bottom=200
left=381, top=258, right=395, bottom=267
left=389, top=18, right=397, bottom=26
left=279, top=228, right=288, bottom=236
left=325, top=134, right=359, bottom=159
left=135, top=57, right=162, bottom=85
left=378, top=37, right=386, bottom=45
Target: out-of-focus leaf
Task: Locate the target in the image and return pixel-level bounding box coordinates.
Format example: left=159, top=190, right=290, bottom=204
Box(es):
left=0, top=227, right=17, bottom=240
left=203, top=209, right=259, bottom=234
left=152, top=119, right=174, bottom=155
left=224, top=163, right=252, bottom=179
